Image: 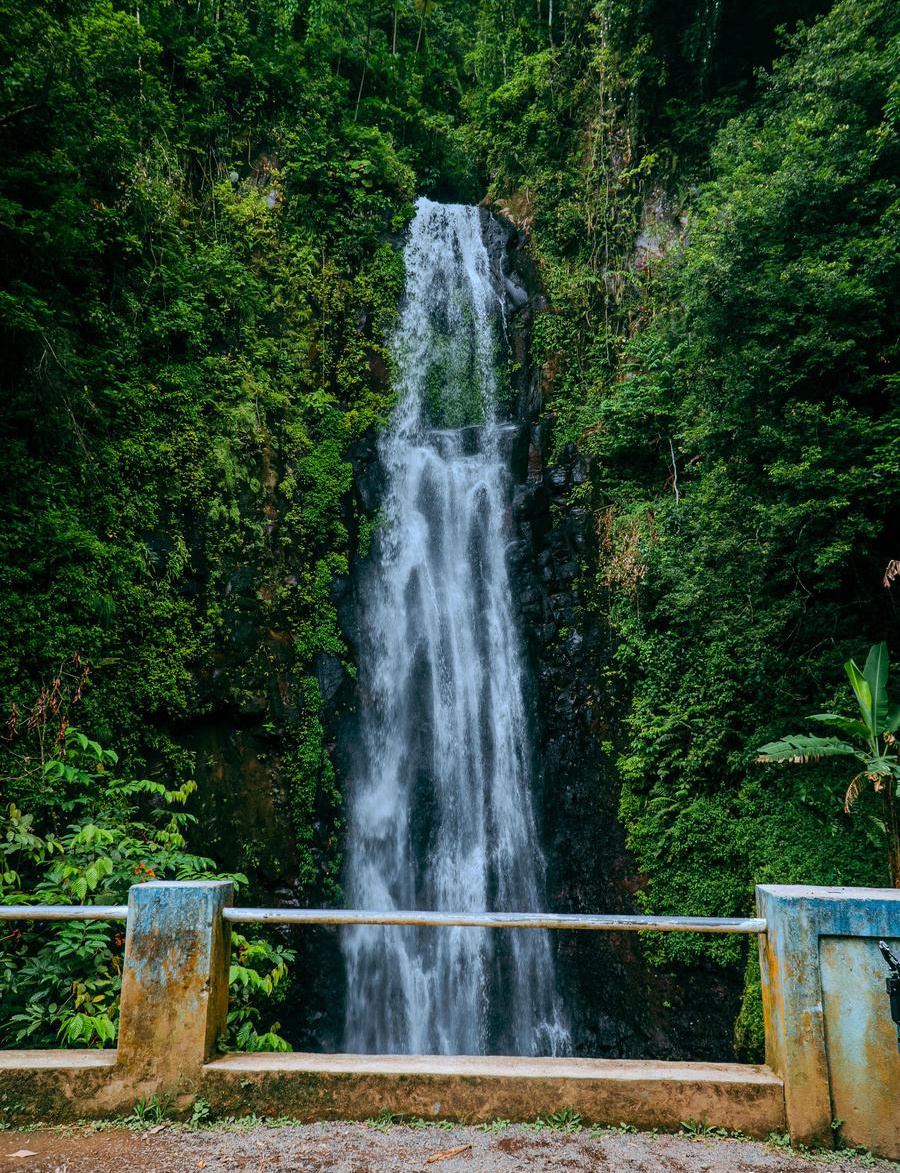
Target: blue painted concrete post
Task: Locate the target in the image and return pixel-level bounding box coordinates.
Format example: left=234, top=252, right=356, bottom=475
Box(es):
left=756, top=886, right=830, bottom=1148
left=117, top=880, right=233, bottom=1103
left=757, top=885, right=900, bottom=1158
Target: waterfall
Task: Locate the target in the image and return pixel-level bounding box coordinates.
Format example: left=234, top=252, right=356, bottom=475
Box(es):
left=341, top=198, right=569, bottom=1057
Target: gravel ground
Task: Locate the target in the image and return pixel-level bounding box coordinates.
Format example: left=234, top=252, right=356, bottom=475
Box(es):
left=1, top=1122, right=897, bottom=1173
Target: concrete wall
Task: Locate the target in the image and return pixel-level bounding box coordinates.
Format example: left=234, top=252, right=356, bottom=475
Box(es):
left=757, top=885, right=900, bottom=1158
left=1, top=881, right=898, bottom=1156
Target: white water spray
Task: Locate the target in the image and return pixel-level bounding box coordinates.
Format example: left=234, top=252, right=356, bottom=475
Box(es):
left=342, top=199, right=569, bottom=1057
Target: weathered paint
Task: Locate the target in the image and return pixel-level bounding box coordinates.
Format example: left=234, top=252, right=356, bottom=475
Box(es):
left=117, top=880, right=233, bottom=1106
left=757, top=885, right=900, bottom=1159
left=3, top=882, right=897, bottom=1140
left=0, top=1048, right=786, bottom=1132
left=202, top=1053, right=786, bottom=1135
left=821, top=935, right=900, bottom=1156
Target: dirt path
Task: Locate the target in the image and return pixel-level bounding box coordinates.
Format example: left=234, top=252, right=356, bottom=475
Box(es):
left=1, top=1122, right=896, bottom=1173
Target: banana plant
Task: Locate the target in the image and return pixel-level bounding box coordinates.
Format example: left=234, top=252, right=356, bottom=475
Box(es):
left=757, top=642, right=900, bottom=886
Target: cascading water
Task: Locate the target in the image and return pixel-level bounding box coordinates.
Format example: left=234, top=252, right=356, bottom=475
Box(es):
left=342, top=198, right=569, bottom=1057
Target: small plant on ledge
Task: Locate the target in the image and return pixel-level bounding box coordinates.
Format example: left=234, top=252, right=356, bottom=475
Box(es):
left=757, top=642, right=900, bottom=887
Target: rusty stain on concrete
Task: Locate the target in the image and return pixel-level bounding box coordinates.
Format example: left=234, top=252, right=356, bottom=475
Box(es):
left=757, top=887, right=833, bottom=1149
left=757, top=885, right=900, bottom=1160
left=116, top=880, right=233, bottom=1104
left=820, top=935, right=900, bottom=1158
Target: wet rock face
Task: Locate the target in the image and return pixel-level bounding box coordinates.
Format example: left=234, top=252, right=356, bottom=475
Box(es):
left=480, top=207, right=543, bottom=422
left=498, top=214, right=744, bottom=1063
left=509, top=436, right=743, bottom=1060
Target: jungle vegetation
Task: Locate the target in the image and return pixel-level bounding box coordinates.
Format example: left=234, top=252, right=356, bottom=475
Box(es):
left=1, top=0, right=898, bottom=1055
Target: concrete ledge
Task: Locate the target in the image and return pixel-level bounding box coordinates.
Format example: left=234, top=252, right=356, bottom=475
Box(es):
left=0, top=1049, right=117, bottom=1071
left=0, top=1050, right=120, bottom=1121
left=202, top=1053, right=786, bottom=1136
left=0, top=1049, right=203, bottom=1120
left=0, top=1049, right=785, bottom=1136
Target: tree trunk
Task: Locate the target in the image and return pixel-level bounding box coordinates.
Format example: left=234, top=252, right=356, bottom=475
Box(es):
left=415, top=0, right=430, bottom=55
left=354, top=0, right=375, bottom=120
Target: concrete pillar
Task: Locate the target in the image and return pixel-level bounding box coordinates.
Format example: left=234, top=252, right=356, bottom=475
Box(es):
left=117, top=880, right=233, bottom=1102
left=757, top=884, right=900, bottom=1158
left=756, top=886, right=831, bottom=1148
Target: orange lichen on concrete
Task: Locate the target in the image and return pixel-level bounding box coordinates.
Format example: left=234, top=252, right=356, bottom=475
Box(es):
left=116, top=881, right=233, bottom=1108
left=757, top=885, right=900, bottom=1160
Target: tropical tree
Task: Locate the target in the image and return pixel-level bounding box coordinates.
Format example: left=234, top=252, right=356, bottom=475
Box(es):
left=757, top=644, right=900, bottom=886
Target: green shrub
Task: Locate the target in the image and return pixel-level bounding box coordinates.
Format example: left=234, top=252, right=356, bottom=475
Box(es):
left=0, top=728, right=292, bottom=1051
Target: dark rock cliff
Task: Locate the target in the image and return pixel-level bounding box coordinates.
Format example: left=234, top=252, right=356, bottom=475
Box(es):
left=496, top=210, right=744, bottom=1061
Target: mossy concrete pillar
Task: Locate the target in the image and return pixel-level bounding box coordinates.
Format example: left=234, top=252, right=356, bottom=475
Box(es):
left=757, top=884, right=900, bottom=1158
left=117, top=880, right=233, bottom=1104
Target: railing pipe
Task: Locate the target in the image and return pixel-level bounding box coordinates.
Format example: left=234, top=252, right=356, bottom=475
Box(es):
left=222, top=908, right=767, bottom=934
left=0, top=903, right=767, bottom=934
left=0, top=904, right=128, bottom=921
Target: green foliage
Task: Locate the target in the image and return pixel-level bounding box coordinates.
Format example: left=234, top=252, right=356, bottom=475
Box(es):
left=418, top=306, right=505, bottom=427
left=463, top=0, right=899, bottom=1051
left=2, top=0, right=899, bottom=1063
left=223, top=931, right=295, bottom=1053
left=0, top=729, right=224, bottom=906
left=280, top=678, right=343, bottom=900
left=365, top=1108, right=400, bottom=1131
left=679, top=1120, right=730, bottom=1138
left=758, top=643, right=900, bottom=882
left=0, top=0, right=480, bottom=903
left=536, top=1107, right=582, bottom=1133
left=188, top=1096, right=212, bottom=1127
left=123, top=1094, right=166, bottom=1129
left=0, top=728, right=288, bottom=1051
left=733, top=947, right=765, bottom=1063
left=598, top=0, right=900, bottom=964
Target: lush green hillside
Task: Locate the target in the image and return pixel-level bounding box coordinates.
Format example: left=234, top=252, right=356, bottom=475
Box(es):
left=0, top=0, right=480, bottom=887
left=469, top=0, right=899, bottom=1050
left=2, top=0, right=898, bottom=1056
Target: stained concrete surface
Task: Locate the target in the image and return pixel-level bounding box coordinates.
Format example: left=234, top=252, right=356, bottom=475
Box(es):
left=1, top=1122, right=897, bottom=1173
left=756, top=886, right=900, bottom=1157
left=0, top=1049, right=786, bottom=1134
left=202, top=1053, right=784, bottom=1137
left=820, top=935, right=900, bottom=1157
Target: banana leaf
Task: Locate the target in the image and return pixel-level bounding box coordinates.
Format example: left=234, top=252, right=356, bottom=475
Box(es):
left=756, top=734, right=858, bottom=764
left=862, top=641, right=890, bottom=733
left=808, top=712, right=869, bottom=739
left=844, top=657, right=876, bottom=742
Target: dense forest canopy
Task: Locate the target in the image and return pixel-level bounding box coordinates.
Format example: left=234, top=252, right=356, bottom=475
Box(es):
left=1, top=0, right=898, bottom=1056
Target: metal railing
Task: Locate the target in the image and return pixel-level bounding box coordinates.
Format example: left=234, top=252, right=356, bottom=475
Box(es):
left=0, top=904, right=127, bottom=920
left=0, top=903, right=766, bottom=934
